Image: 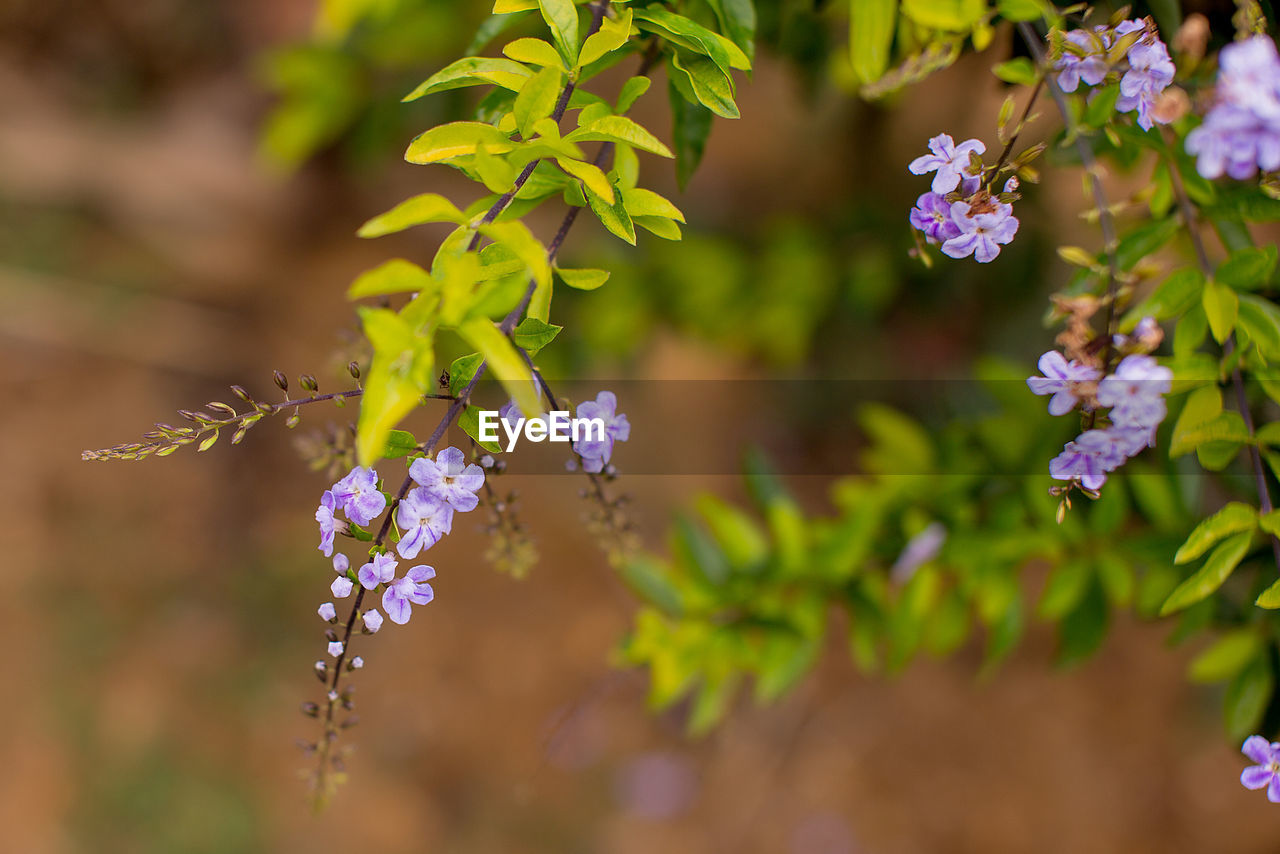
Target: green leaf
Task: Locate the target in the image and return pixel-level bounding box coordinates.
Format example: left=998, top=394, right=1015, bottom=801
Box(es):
left=538, top=0, right=581, bottom=66
left=1175, top=502, right=1258, bottom=564
left=511, top=317, right=562, bottom=354
left=992, top=57, right=1037, bottom=85
left=459, top=404, right=504, bottom=453
left=357, top=194, right=465, bottom=238
left=696, top=494, right=768, bottom=570
left=513, top=66, right=563, bottom=138
left=1225, top=654, right=1274, bottom=740
left=619, top=555, right=684, bottom=615
left=1217, top=245, right=1278, bottom=291
left=405, top=122, right=516, bottom=165
left=632, top=215, right=682, bottom=240
left=448, top=353, right=484, bottom=397
left=1124, top=268, right=1204, bottom=325
left=616, top=76, right=651, bottom=114
left=632, top=7, right=750, bottom=73
left=555, top=266, right=609, bottom=290
left=1172, top=412, right=1250, bottom=458
left=585, top=176, right=636, bottom=245
left=1188, top=630, right=1262, bottom=683
left=1237, top=294, right=1280, bottom=360
left=1170, top=385, right=1223, bottom=457
left=493, top=0, right=539, bottom=11
left=402, top=57, right=532, bottom=101
left=382, top=429, right=419, bottom=459
left=1256, top=576, right=1280, bottom=608
left=1260, top=507, right=1280, bottom=535
left=668, top=80, right=712, bottom=188
left=1056, top=580, right=1109, bottom=667
left=997, top=0, right=1046, bottom=22
left=669, top=50, right=739, bottom=119
left=1160, top=531, right=1254, bottom=615
left=478, top=220, right=551, bottom=307
left=901, top=0, right=986, bottom=31
left=1037, top=559, right=1091, bottom=620
left=502, top=37, right=564, bottom=69
left=621, top=187, right=685, bottom=222
left=849, top=0, right=896, bottom=85
left=565, top=114, right=673, bottom=157
left=706, top=0, right=756, bottom=59
left=347, top=259, right=435, bottom=299
left=1082, top=84, right=1120, bottom=128
left=1203, top=278, right=1240, bottom=343
left=578, top=7, right=632, bottom=68
left=355, top=307, right=436, bottom=466
left=457, top=317, right=542, bottom=418
left=556, top=156, right=614, bottom=203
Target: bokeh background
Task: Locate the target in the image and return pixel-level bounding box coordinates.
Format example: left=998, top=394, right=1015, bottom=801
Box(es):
left=3, top=1, right=1276, bottom=851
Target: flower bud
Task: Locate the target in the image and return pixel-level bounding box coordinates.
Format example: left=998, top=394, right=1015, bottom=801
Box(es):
left=273, top=370, right=288, bottom=391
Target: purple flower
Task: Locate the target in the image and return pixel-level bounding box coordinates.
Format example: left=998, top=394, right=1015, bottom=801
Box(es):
left=573, top=391, right=631, bottom=473
left=332, top=553, right=349, bottom=573
left=1055, top=28, right=1110, bottom=92
left=941, top=199, right=1019, bottom=263
left=1117, top=33, right=1175, bottom=131
left=908, top=134, right=986, bottom=194
left=409, top=447, right=485, bottom=513
left=318, top=602, right=337, bottom=622
left=1050, top=429, right=1128, bottom=491
left=909, top=192, right=962, bottom=243
left=891, top=522, right=947, bottom=583
left=327, top=640, right=344, bottom=657
left=350, top=656, right=364, bottom=669
left=1097, top=355, right=1172, bottom=429
left=331, top=575, right=353, bottom=598
left=331, top=466, right=387, bottom=527
left=316, top=491, right=337, bottom=557
left=1186, top=36, right=1280, bottom=179
left=1027, top=351, right=1102, bottom=415
left=382, top=565, right=436, bottom=625
left=1241, top=736, right=1280, bottom=802
left=362, top=608, right=383, bottom=633
left=357, top=552, right=397, bottom=590
left=395, top=488, right=453, bottom=558
left=499, top=399, right=523, bottom=429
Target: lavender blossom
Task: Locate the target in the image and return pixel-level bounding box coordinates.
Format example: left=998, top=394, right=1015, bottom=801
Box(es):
left=1241, top=736, right=1280, bottom=803
left=331, top=575, right=353, bottom=599
left=331, top=466, right=387, bottom=527
left=1055, top=28, right=1110, bottom=92
left=908, top=134, right=986, bottom=194
left=362, top=609, right=384, bottom=633
left=940, top=198, right=1019, bottom=263
left=909, top=192, right=962, bottom=243
left=1117, top=34, right=1175, bottom=131
left=357, top=552, right=397, bottom=590
left=318, top=602, right=337, bottom=622
left=409, top=447, right=485, bottom=513
left=1049, top=429, right=1127, bottom=491
left=1096, top=355, right=1172, bottom=429
left=1027, top=351, right=1102, bottom=415
left=327, top=641, right=344, bottom=657
left=316, top=491, right=337, bottom=557
left=382, top=565, right=436, bottom=625
left=891, top=523, right=947, bottom=583
left=573, top=391, right=631, bottom=473
left=1186, top=36, right=1280, bottom=179
left=395, top=488, right=453, bottom=558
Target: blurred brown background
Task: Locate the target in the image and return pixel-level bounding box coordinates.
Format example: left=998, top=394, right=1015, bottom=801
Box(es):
left=1, top=1, right=1276, bottom=852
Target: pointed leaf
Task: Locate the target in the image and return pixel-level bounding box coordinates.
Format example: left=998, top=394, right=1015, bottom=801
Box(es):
left=357, top=194, right=465, bottom=237
left=457, top=317, right=543, bottom=418
left=1160, top=531, right=1254, bottom=615
left=565, top=115, right=673, bottom=157
left=1175, top=502, right=1258, bottom=564
left=402, top=57, right=532, bottom=101
left=348, top=259, right=436, bottom=299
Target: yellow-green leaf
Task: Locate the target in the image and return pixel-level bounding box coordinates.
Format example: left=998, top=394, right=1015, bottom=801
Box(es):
left=357, top=193, right=465, bottom=238
left=565, top=115, right=673, bottom=157
left=402, top=57, right=533, bottom=102
left=1160, top=531, right=1254, bottom=615
left=1188, top=630, right=1263, bottom=683
left=538, top=0, right=581, bottom=65
left=1170, top=385, right=1223, bottom=457
left=457, top=317, right=543, bottom=418
left=578, top=7, right=633, bottom=67
left=585, top=177, right=635, bottom=245
left=669, top=50, right=739, bottom=119
left=348, top=259, right=436, bottom=300
left=1174, top=502, right=1257, bottom=564
left=849, top=0, right=896, bottom=85
left=514, top=66, right=564, bottom=138
left=502, top=37, right=565, bottom=69
left=405, top=122, right=516, bottom=165
left=621, top=187, right=685, bottom=221
left=1203, top=278, right=1239, bottom=344
left=556, top=157, right=614, bottom=203
left=555, top=267, right=609, bottom=290
left=355, top=307, right=435, bottom=466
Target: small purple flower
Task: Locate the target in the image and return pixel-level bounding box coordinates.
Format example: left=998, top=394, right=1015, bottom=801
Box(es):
left=909, top=192, right=962, bottom=243
left=1050, top=429, right=1128, bottom=491
left=383, top=565, right=437, bottom=625
left=409, top=447, right=485, bottom=513
left=1097, top=355, right=1172, bottom=429
left=318, top=602, right=337, bottom=622
left=573, top=391, right=631, bottom=473
left=316, top=491, right=337, bottom=557
left=1117, top=32, right=1175, bottom=131
left=908, top=134, right=986, bottom=194
left=351, top=656, right=364, bottom=669
left=331, top=466, right=387, bottom=527
left=1186, top=36, right=1280, bottom=179
left=327, top=640, right=344, bottom=657
left=941, top=199, right=1019, bottom=263
left=395, top=488, right=453, bottom=559
left=331, top=575, right=353, bottom=599
left=362, top=608, right=383, bottom=633
left=1027, top=351, right=1102, bottom=415
left=357, top=552, right=398, bottom=590
left=1241, top=736, right=1280, bottom=802
left=499, top=399, right=523, bottom=429
left=1055, top=28, right=1110, bottom=92
left=891, top=522, right=947, bottom=583
left=332, top=553, right=349, bottom=573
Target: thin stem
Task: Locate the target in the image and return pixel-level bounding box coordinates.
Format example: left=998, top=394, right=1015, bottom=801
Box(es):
left=987, top=75, right=1045, bottom=185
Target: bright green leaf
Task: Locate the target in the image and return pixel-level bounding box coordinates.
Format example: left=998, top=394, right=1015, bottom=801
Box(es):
left=1203, top=278, right=1239, bottom=344
left=402, top=57, right=532, bottom=102
left=555, top=266, right=610, bottom=290
left=1160, top=531, right=1254, bottom=615
left=348, top=259, right=436, bottom=299
left=405, top=122, right=516, bottom=165
left=502, top=37, right=565, bottom=69
left=357, top=193, right=465, bottom=238
left=457, top=317, right=543, bottom=418
left=849, top=0, right=896, bottom=85
left=565, top=114, right=674, bottom=157
left=1175, top=502, right=1258, bottom=564
left=512, top=317, right=562, bottom=354
left=538, top=0, right=581, bottom=65
left=514, top=66, right=564, bottom=138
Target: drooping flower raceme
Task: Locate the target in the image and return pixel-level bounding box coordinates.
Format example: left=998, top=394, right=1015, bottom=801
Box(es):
left=410, top=446, right=485, bottom=513
left=1027, top=350, right=1102, bottom=415
left=395, top=488, right=453, bottom=558
left=1241, top=736, right=1280, bottom=803
left=382, top=565, right=436, bottom=625
left=573, top=391, right=631, bottom=473
left=331, top=466, right=387, bottom=526
left=1051, top=19, right=1175, bottom=132
left=1186, top=35, right=1280, bottom=180
left=941, top=197, right=1019, bottom=263
left=908, top=134, right=986, bottom=193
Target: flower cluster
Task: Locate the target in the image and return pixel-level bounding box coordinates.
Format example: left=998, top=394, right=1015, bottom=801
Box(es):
left=315, top=466, right=387, bottom=557
left=1053, top=18, right=1175, bottom=131
left=1186, top=35, right=1280, bottom=180
left=1028, top=345, right=1171, bottom=493
left=572, top=391, right=631, bottom=473
left=1241, top=735, right=1280, bottom=803
left=907, top=136, right=1019, bottom=263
